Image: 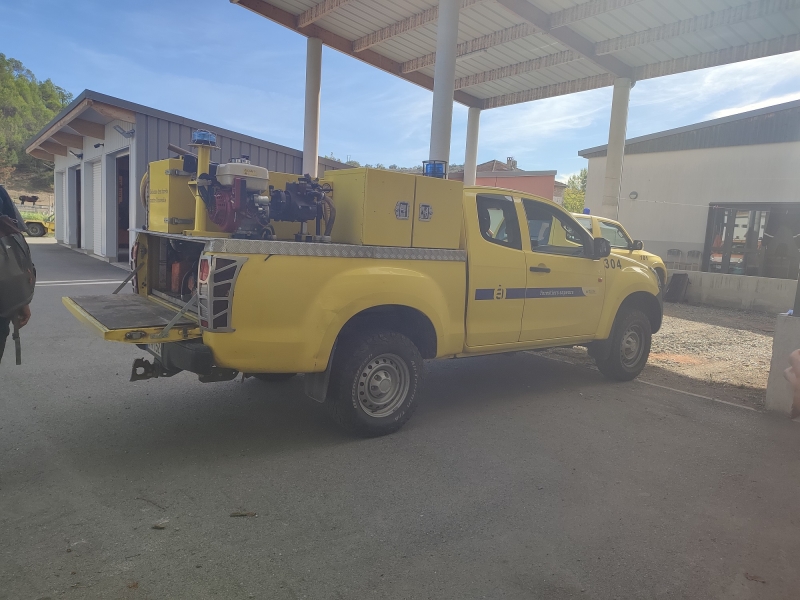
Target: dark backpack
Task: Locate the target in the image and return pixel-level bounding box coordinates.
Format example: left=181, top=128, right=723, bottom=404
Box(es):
left=0, top=215, right=36, bottom=319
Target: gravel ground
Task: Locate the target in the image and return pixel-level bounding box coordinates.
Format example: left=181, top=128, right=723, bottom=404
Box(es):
left=543, top=303, right=776, bottom=409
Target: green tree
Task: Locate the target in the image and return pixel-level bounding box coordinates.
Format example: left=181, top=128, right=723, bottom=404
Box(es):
left=0, top=54, right=72, bottom=189
left=562, top=167, right=587, bottom=213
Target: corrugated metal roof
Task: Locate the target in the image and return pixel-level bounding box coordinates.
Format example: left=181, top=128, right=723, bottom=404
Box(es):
left=578, top=97, right=800, bottom=156
left=234, top=0, right=800, bottom=108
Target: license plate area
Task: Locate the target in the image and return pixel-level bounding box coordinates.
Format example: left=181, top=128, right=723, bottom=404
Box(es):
left=146, top=343, right=163, bottom=359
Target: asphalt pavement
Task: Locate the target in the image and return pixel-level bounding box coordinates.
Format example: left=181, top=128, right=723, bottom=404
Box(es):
left=2, top=241, right=799, bottom=599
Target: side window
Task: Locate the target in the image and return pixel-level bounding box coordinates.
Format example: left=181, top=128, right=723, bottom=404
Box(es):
left=522, top=199, right=589, bottom=257
left=476, top=194, right=522, bottom=250
left=575, top=216, right=593, bottom=233
left=598, top=221, right=632, bottom=249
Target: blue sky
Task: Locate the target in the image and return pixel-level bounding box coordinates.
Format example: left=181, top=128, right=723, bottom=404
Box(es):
left=4, top=0, right=800, bottom=180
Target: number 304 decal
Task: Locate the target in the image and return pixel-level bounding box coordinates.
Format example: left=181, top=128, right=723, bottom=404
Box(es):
left=604, top=258, right=623, bottom=269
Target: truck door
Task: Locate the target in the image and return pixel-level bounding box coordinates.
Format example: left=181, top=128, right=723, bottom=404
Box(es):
left=465, top=193, right=527, bottom=347
left=519, top=198, right=605, bottom=342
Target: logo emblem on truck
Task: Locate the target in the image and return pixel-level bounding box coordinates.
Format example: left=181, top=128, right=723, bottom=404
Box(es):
left=395, top=201, right=410, bottom=220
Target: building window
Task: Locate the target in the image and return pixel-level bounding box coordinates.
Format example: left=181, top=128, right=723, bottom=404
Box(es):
left=703, top=203, right=800, bottom=279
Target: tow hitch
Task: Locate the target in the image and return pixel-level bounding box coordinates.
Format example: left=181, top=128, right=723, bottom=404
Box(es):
left=130, top=356, right=238, bottom=383
left=130, top=357, right=178, bottom=381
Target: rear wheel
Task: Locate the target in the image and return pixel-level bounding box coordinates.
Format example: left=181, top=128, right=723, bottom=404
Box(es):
left=26, top=222, right=45, bottom=237
left=326, top=330, right=423, bottom=437
left=254, top=373, right=296, bottom=382
left=594, top=309, right=652, bottom=381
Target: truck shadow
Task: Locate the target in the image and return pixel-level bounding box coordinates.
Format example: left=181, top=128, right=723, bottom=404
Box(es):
left=50, top=352, right=605, bottom=475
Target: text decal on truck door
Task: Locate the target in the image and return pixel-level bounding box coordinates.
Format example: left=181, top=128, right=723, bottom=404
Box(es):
left=604, top=258, right=623, bottom=269
left=475, top=287, right=587, bottom=300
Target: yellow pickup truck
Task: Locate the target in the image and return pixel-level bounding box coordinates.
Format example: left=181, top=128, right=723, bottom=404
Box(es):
left=573, top=213, right=667, bottom=286
left=63, top=135, right=661, bottom=436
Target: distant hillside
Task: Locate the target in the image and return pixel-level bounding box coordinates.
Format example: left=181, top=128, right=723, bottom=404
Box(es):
left=0, top=54, right=73, bottom=192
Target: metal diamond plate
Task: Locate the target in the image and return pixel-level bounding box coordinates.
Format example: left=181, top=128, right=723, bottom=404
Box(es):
left=205, top=238, right=466, bottom=261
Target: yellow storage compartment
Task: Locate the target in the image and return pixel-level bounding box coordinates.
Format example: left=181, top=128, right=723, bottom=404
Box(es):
left=148, top=158, right=196, bottom=233
left=321, top=168, right=416, bottom=247
left=412, top=176, right=463, bottom=250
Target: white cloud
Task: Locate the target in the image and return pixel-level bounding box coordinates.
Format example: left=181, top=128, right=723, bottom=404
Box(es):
left=478, top=87, right=612, bottom=167
left=633, top=52, right=800, bottom=107
left=706, top=90, right=800, bottom=119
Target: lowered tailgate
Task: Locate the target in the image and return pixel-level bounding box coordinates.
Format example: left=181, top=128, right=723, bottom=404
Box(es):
left=62, top=294, right=201, bottom=343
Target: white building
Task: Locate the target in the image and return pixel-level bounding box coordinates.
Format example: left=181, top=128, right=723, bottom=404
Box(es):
left=25, top=90, right=346, bottom=264
left=580, top=99, right=800, bottom=279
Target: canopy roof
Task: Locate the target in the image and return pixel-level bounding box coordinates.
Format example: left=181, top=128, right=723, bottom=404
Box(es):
left=233, top=0, right=800, bottom=109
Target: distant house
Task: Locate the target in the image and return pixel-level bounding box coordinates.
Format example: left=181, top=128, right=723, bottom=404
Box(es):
left=553, top=180, right=567, bottom=206
left=449, top=157, right=559, bottom=200
left=25, top=90, right=347, bottom=264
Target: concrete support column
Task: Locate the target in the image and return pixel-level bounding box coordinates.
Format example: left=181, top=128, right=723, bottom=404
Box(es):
left=303, top=37, right=322, bottom=178
left=429, top=0, right=460, bottom=165
left=600, top=77, right=632, bottom=219
left=463, top=107, right=480, bottom=186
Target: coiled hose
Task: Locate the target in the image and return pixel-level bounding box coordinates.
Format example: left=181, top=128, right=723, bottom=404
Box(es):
left=321, top=193, right=336, bottom=237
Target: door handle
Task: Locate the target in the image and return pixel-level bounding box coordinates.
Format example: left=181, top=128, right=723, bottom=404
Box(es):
left=530, top=266, right=551, bottom=273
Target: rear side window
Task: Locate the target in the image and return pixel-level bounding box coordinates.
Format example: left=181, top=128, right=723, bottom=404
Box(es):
left=575, top=216, right=592, bottom=232
left=598, top=221, right=632, bottom=249
left=522, top=199, right=590, bottom=257
left=476, top=194, right=522, bottom=250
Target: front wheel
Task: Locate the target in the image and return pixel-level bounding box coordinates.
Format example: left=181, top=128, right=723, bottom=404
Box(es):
left=326, top=330, right=423, bottom=437
left=594, top=309, right=652, bottom=381
left=26, top=222, right=46, bottom=237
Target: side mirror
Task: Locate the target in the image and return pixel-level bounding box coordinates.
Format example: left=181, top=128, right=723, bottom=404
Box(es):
left=632, top=240, right=644, bottom=251
left=594, top=237, right=611, bottom=259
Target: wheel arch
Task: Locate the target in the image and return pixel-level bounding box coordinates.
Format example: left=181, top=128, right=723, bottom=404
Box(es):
left=337, top=304, right=438, bottom=359
left=618, top=291, right=662, bottom=334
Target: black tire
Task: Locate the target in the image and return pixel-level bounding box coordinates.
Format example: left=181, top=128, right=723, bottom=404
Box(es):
left=26, top=222, right=45, bottom=237
left=326, top=330, right=423, bottom=437
left=594, top=308, right=652, bottom=381
left=254, top=373, right=296, bottom=382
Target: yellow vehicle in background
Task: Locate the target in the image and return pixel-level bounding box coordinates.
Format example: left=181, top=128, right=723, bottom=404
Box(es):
left=23, top=213, right=55, bottom=237
left=62, top=130, right=662, bottom=437
left=573, top=213, right=667, bottom=286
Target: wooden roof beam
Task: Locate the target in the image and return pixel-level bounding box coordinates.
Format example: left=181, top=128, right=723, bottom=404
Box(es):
left=401, top=23, right=537, bottom=73
left=455, top=49, right=579, bottom=89
left=49, top=131, right=84, bottom=148
left=353, top=0, right=486, bottom=53
left=39, top=140, right=68, bottom=157
left=482, top=73, right=615, bottom=109
left=297, top=0, right=353, bottom=28
left=496, top=0, right=633, bottom=78
left=596, top=0, right=800, bottom=55
left=232, top=0, right=484, bottom=108
left=87, top=100, right=136, bottom=123
left=68, top=118, right=105, bottom=139
left=632, top=33, right=800, bottom=80
left=29, top=149, right=55, bottom=161
left=480, top=33, right=800, bottom=109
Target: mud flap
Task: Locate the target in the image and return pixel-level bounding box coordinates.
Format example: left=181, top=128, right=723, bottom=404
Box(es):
left=304, top=341, right=337, bottom=403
